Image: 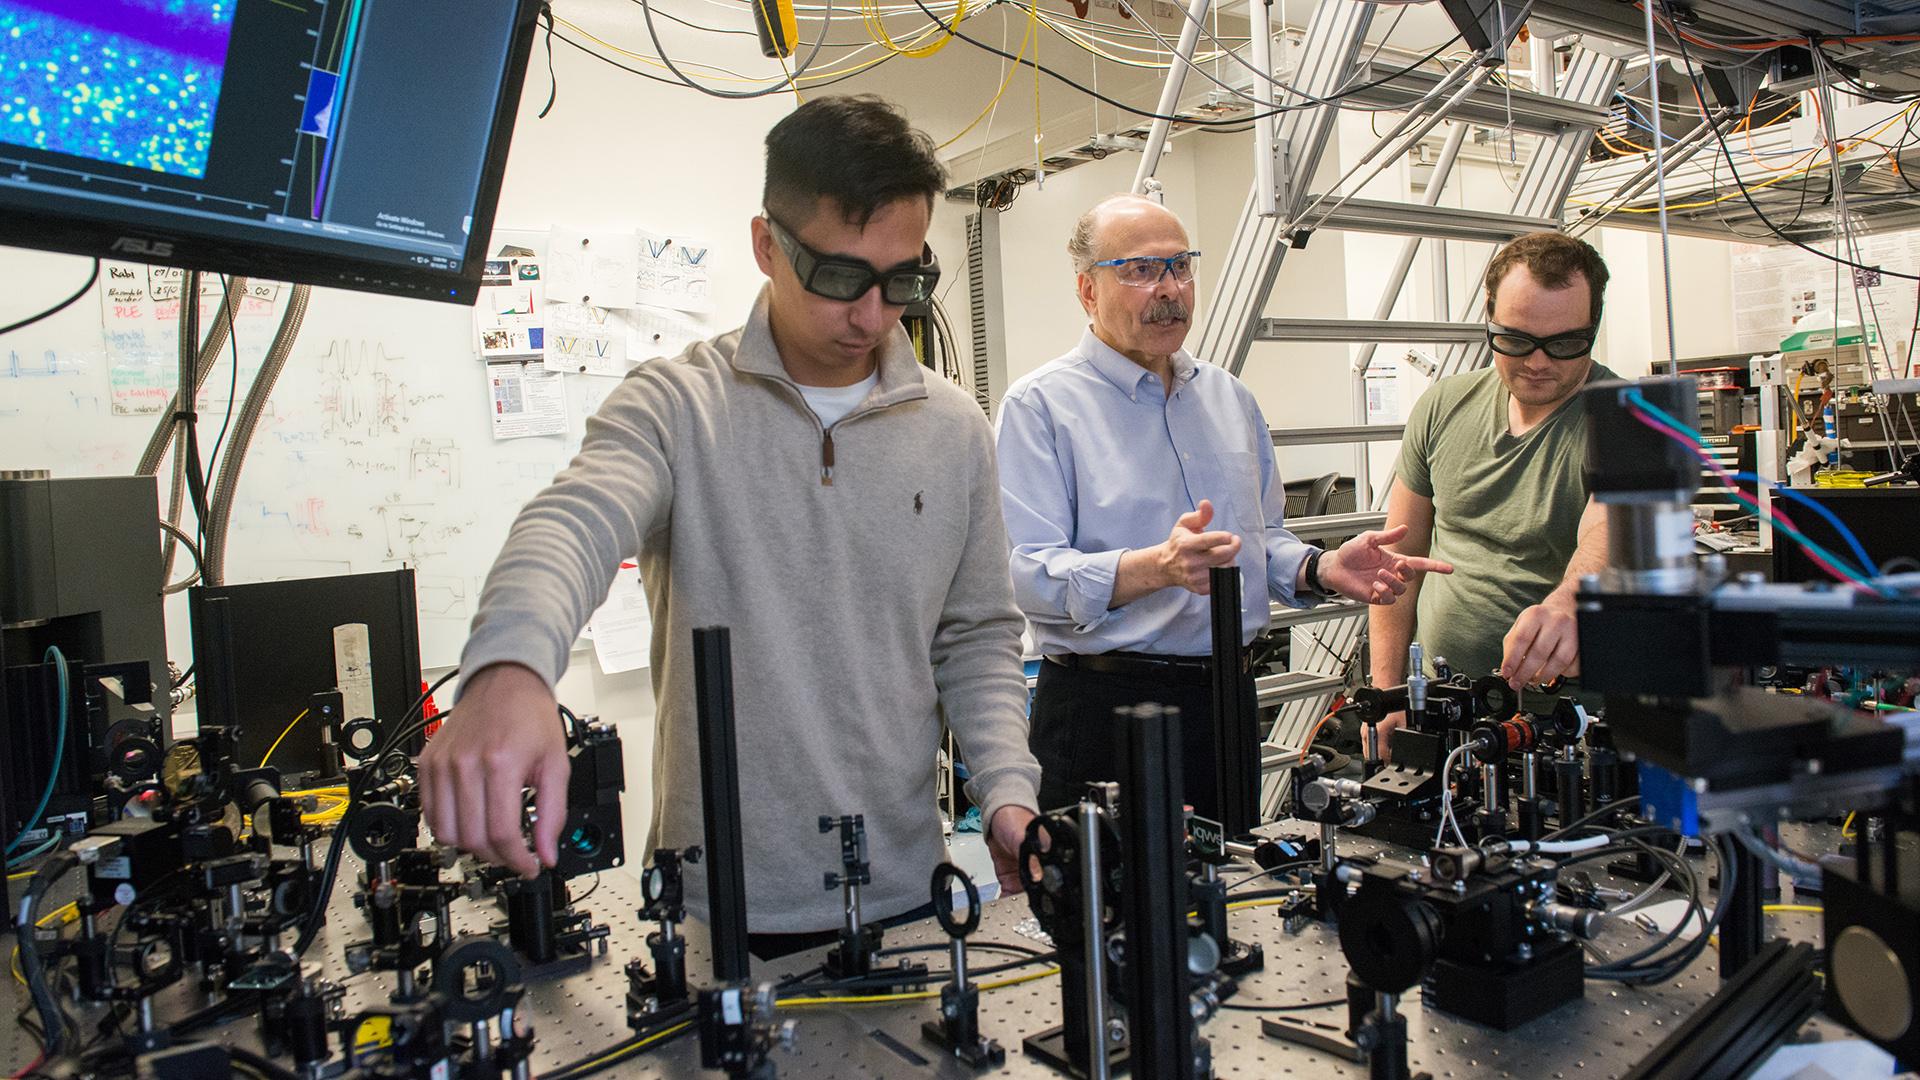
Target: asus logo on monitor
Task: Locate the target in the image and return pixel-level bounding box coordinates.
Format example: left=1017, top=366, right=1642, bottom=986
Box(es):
left=110, top=237, right=174, bottom=258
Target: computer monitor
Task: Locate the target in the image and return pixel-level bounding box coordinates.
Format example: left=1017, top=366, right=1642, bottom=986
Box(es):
left=188, top=568, right=423, bottom=781
left=0, top=0, right=541, bottom=304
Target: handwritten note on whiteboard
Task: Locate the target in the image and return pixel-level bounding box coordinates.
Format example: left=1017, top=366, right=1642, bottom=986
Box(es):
left=98, top=262, right=273, bottom=415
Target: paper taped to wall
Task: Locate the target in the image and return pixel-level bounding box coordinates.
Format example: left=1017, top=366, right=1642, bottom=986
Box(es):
left=586, top=562, right=651, bottom=675
left=636, top=230, right=713, bottom=313
left=544, top=301, right=630, bottom=377
left=488, top=360, right=568, bottom=439
left=548, top=228, right=640, bottom=308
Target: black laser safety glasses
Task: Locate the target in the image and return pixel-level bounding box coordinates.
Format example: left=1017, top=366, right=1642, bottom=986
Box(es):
left=764, top=213, right=941, bottom=306
left=1485, top=321, right=1597, bottom=361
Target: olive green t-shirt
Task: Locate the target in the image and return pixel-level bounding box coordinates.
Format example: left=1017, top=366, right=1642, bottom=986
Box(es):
left=1392, top=362, right=1618, bottom=680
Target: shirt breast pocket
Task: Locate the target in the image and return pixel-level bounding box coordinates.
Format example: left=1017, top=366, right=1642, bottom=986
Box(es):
left=1205, top=450, right=1264, bottom=532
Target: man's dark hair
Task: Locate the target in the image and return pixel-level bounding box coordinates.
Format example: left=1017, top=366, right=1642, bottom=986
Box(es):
left=1484, top=231, right=1609, bottom=324
left=764, top=96, right=947, bottom=228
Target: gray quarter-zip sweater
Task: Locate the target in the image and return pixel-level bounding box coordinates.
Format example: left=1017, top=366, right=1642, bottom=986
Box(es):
left=459, top=287, right=1041, bottom=932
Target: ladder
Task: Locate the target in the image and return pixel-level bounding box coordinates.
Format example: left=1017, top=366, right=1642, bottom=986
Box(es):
left=1162, top=0, right=1624, bottom=817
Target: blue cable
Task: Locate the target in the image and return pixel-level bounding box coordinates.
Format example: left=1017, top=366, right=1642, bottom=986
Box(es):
left=1618, top=393, right=1881, bottom=577
left=5, top=833, right=57, bottom=869
left=1732, top=471, right=1879, bottom=579
left=6, top=646, right=70, bottom=856
left=1624, top=390, right=1709, bottom=447
left=1617, top=99, right=1678, bottom=143
left=1625, top=390, right=1892, bottom=594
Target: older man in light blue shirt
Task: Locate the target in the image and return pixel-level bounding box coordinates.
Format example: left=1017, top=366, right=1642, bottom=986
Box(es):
left=995, top=193, right=1449, bottom=822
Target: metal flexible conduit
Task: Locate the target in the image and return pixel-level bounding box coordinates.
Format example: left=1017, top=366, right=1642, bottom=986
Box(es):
left=202, top=283, right=311, bottom=586
left=138, top=275, right=247, bottom=585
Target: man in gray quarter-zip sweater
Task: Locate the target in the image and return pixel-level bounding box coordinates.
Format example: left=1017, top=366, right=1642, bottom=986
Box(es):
left=418, top=97, right=1042, bottom=943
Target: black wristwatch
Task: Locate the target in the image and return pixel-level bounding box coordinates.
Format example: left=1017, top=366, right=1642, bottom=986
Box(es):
left=1303, top=548, right=1328, bottom=598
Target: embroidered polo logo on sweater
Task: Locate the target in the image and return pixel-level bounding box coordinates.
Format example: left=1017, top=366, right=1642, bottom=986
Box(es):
left=913, top=491, right=924, bottom=514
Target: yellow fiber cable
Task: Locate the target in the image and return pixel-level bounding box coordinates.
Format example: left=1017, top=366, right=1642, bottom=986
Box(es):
left=560, top=1020, right=693, bottom=1074
left=936, top=0, right=1037, bottom=150
left=259, top=708, right=309, bottom=768
left=865, top=0, right=967, bottom=57
left=553, top=15, right=792, bottom=82
left=1571, top=102, right=1917, bottom=216
left=553, top=12, right=953, bottom=88
left=1037, top=12, right=1236, bottom=69
left=12, top=901, right=80, bottom=986
left=780, top=964, right=1060, bottom=1008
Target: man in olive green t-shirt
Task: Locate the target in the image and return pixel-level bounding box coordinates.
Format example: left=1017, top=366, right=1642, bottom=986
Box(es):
left=1368, top=232, right=1616, bottom=760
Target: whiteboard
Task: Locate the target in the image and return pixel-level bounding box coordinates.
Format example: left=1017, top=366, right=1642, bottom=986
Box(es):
left=0, top=232, right=720, bottom=669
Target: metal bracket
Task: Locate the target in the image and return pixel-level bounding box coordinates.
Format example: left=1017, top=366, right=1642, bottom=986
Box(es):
left=1439, top=0, right=1514, bottom=66
left=1269, top=142, right=1294, bottom=219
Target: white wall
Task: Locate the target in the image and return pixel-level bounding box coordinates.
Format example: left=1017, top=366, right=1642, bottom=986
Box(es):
left=1594, top=229, right=1739, bottom=375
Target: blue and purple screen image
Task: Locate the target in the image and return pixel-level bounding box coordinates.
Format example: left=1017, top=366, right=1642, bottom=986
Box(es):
left=1, top=0, right=234, bottom=178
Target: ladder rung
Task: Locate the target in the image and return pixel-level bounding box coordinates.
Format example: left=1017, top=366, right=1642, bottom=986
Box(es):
left=1271, top=424, right=1407, bottom=447
left=1285, top=511, right=1386, bottom=542
left=1255, top=671, right=1346, bottom=710
left=1309, top=197, right=1563, bottom=243
left=1262, top=742, right=1310, bottom=774
left=1270, top=598, right=1363, bottom=630
left=1341, top=63, right=1612, bottom=134
left=1255, top=318, right=1485, bottom=344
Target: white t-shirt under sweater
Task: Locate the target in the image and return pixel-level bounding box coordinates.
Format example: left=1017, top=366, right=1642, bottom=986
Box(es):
left=796, top=370, right=880, bottom=427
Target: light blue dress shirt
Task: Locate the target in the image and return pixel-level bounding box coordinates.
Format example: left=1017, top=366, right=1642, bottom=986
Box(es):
left=995, top=329, right=1320, bottom=657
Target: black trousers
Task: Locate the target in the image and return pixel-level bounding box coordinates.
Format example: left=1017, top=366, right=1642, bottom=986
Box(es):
left=1029, top=659, right=1259, bottom=827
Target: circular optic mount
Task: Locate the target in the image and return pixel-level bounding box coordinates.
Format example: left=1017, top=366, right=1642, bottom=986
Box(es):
left=432, top=936, right=523, bottom=1023
left=377, top=749, right=412, bottom=783
left=1019, top=813, right=1081, bottom=932
left=1186, top=930, right=1222, bottom=977
left=159, top=743, right=204, bottom=797
left=1018, top=813, right=1077, bottom=895
left=348, top=802, right=417, bottom=862
left=1338, top=885, right=1442, bottom=995
left=1833, top=924, right=1913, bottom=1043
left=111, top=738, right=161, bottom=782
left=134, top=937, right=180, bottom=985
left=1300, top=781, right=1335, bottom=816
left=340, top=717, right=381, bottom=761
left=271, top=876, right=312, bottom=917
left=930, top=862, right=982, bottom=939
left=1473, top=678, right=1515, bottom=720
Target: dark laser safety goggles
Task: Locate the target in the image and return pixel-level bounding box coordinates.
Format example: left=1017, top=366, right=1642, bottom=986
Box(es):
left=764, top=213, right=941, bottom=305
left=1485, top=321, right=1597, bottom=361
